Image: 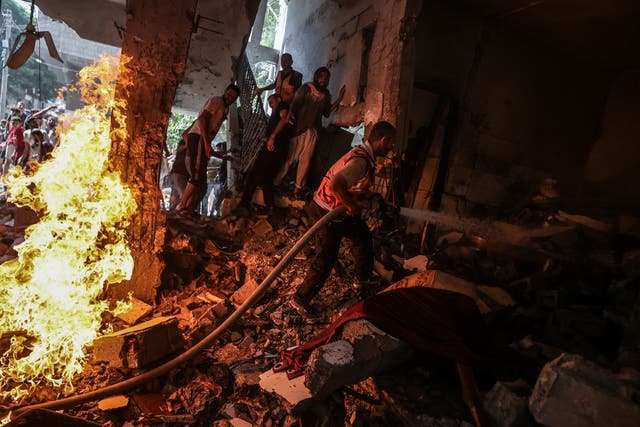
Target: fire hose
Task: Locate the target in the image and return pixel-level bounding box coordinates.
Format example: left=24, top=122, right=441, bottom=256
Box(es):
left=11, top=205, right=347, bottom=416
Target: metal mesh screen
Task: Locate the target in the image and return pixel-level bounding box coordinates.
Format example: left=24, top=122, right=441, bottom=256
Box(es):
left=237, top=53, right=268, bottom=176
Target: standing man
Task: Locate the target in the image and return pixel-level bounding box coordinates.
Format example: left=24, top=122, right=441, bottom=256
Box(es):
left=290, top=121, right=396, bottom=319
left=238, top=93, right=293, bottom=214
left=274, top=67, right=345, bottom=199
left=254, top=53, right=302, bottom=104
left=2, top=116, right=24, bottom=177
left=176, top=84, right=239, bottom=215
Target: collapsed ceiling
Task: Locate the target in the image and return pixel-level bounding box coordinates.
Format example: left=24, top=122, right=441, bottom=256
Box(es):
left=34, top=0, right=259, bottom=113
left=33, top=0, right=639, bottom=112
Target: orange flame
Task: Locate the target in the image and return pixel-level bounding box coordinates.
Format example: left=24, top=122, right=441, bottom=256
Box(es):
left=0, top=55, right=137, bottom=402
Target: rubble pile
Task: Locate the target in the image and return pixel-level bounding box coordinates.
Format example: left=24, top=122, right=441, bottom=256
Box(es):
left=1, top=192, right=639, bottom=426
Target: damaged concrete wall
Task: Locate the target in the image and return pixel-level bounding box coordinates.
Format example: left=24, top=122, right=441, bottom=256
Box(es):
left=108, top=0, right=198, bottom=303
left=281, top=0, right=411, bottom=130
left=175, top=0, right=261, bottom=112
left=412, top=0, right=610, bottom=215
left=584, top=70, right=640, bottom=210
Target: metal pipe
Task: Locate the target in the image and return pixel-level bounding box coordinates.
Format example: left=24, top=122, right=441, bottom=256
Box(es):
left=12, top=205, right=347, bottom=415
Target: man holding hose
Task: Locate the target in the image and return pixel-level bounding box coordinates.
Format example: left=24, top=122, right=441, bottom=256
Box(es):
left=290, top=120, right=396, bottom=319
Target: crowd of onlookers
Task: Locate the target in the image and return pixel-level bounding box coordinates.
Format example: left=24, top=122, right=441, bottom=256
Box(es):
left=163, top=52, right=348, bottom=219
left=0, top=101, right=58, bottom=181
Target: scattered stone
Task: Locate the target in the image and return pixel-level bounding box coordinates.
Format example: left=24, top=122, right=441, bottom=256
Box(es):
left=197, top=292, right=231, bottom=318
left=403, top=255, right=429, bottom=272
left=305, top=320, right=413, bottom=399
left=529, top=353, right=640, bottom=427
left=259, top=369, right=312, bottom=406
left=116, top=297, right=152, bottom=325
left=214, top=343, right=242, bottom=365
left=252, top=219, right=273, bottom=237
left=483, top=380, right=534, bottom=427
left=231, top=276, right=260, bottom=306
left=205, top=261, right=222, bottom=274
left=288, top=218, right=300, bottom=227
left=233, top=362, right=267, bottom=387
left=93, top=316, right=185, bottom=369
left=97, top=395, right=130, bottom=411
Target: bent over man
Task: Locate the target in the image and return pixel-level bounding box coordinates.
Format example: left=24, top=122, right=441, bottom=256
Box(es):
left=176, top=84, right=239, bottom=215
left=290, top=120, right=396, bottom=319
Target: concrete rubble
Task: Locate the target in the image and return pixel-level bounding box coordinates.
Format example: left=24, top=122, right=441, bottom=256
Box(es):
left=483, top=379, right=535, bottom=427
left=303, top=319, right=414, bottom=400
left=530, top=353, right=640, bottom=427
left=1, top=183, right=640, bottom=425
left=93, top=316, right=185, bottom=369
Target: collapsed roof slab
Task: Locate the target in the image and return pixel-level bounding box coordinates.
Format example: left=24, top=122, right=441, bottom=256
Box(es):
left=35, top=0, right=260, bottom=113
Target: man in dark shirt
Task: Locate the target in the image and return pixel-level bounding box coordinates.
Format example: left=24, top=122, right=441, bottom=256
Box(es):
left=274, top=67, right=345, bottom=199
left=238, top=93, right=293, bottom=213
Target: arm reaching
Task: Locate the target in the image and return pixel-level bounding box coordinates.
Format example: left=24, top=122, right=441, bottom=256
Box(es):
left=267, top=107, right=290, bottom=152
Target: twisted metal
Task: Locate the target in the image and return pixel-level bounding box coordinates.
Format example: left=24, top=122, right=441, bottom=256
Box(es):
left=236, top=53, right=268, bottom=176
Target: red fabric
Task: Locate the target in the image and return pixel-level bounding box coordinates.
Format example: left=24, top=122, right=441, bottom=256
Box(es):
left=279, top=287, right=495, bottom=377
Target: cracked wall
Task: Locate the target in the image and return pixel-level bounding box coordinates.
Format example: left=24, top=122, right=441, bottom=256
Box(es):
left=281, top=0, right=410, bottom=130
left=411, top=0, right=611, bottom=216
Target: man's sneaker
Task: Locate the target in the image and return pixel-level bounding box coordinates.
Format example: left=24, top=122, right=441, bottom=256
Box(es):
left=290, top=296, right=320, bottom=320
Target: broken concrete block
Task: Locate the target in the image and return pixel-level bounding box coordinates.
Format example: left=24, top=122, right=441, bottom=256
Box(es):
left=529, top=353, right=640, bottom=427
left=98, top=395, right=129, bottom=411
left=259, top=369, right=312, bottom=406
left=252, top=218, right=273, bottom=237
left=214, top=343, right=242, bottom=365
left=483, top=380, right=535, bottom=427
left=204, top=261, right=222, bottom=275
left=231, top=277, right=260, bottom=306
left=196, top=292, right=231, bottom=319
left=402, top=254, right=429, bottom=272
left=117, top=297, right=152, bottom=325
left=233, top=362, right=266, bottom=388
left=305, top=320, right=413, bottom=399
left=93, top=316, right=185, bottom=369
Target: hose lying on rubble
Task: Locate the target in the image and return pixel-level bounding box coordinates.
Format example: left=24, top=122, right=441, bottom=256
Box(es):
left=11, top=205, right=347, bottom=416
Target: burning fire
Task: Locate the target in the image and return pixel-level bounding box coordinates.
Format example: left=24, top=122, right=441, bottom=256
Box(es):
left=0, top=55, right=136, bottom=402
